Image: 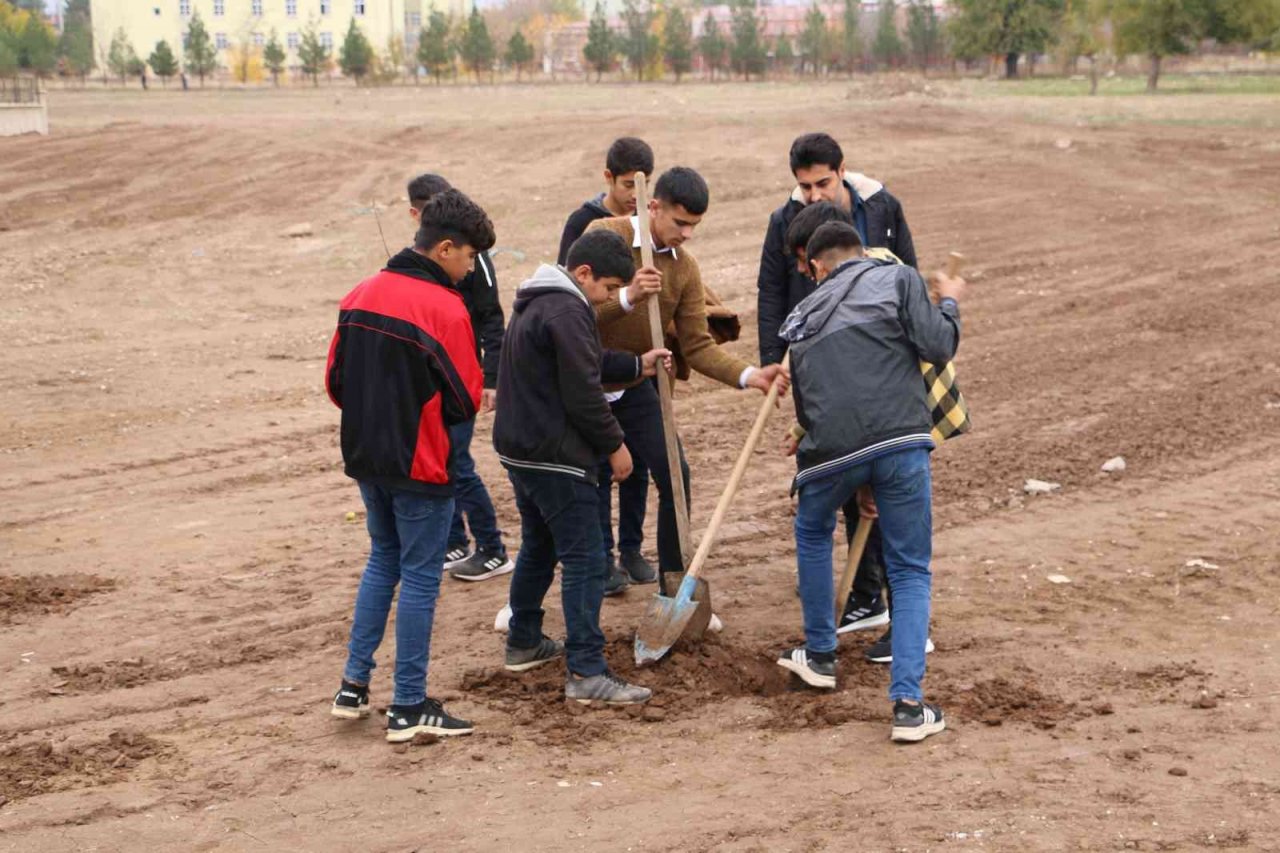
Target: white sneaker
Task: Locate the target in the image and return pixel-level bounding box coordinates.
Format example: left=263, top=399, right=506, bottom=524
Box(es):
left=708, top=613, right=724, bottom=633
left=494, top=603, right=512, bottom=633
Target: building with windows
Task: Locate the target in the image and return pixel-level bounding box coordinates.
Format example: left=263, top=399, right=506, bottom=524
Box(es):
left=89, top=1, right=407, bottom=75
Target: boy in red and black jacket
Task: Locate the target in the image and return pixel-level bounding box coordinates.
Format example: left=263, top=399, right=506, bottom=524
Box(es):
left=325, top=189, right=490, bottom=743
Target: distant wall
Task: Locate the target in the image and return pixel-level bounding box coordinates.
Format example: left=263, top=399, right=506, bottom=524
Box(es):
left=0, top=102, right=49, bottom=137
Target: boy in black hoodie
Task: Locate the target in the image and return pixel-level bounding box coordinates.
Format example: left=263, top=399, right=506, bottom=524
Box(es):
left=556, top=138, right=658, bottom=593
left=494, top=229, right=668, bottom=704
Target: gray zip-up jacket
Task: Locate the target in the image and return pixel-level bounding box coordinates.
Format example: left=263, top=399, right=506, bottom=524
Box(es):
left=782, top=257, right=960, bottom=493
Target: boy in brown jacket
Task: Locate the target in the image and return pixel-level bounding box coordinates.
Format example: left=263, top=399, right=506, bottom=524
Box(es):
left=585, top=166, right=789, bottom=590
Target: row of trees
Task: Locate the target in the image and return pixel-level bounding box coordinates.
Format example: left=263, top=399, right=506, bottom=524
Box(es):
left=414, top=7, right=538, bottom=83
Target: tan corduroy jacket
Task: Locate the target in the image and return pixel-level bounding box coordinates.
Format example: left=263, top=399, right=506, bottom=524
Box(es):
left=586, top=216, right=750, bottom=392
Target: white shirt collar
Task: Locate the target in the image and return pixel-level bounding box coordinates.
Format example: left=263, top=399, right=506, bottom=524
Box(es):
left=630, top=215, right=678, bottom=260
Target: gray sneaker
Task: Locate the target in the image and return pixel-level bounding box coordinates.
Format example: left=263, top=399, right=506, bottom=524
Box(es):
left=505, top=635, right=564, bottom=672
left=603, top=556, right=630, bottom=597
left=565, top=670, right=652, bottom=705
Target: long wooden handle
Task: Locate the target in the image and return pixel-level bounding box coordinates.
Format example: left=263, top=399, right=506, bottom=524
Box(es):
left=634, top=173, right=693, bottom=564
left=834, top=514, right=874, bottom=620
left=946, top=252, right=966, bottom=277
left=684, top=353, right=789, bottom=582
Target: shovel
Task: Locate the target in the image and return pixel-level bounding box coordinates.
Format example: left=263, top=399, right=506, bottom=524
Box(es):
left=635, top=354, right=789, bottom=665
left=832, top=514, right=874, bottom=624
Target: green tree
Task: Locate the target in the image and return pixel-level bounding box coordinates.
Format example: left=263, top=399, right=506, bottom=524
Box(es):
left=339, top=18, right=374, bottom=83
left=460, top=5, right=494, bottom=82
left=799, top=3, right=828, bottom=75
left=0, top=38, right=16, bottom=78
left=1059, top=0, right=1106, bottom=92
left=905, top=1, right=942, bottom=72
left=774, top=33, right=795, bottom=75
left=872, top=0, right=905, bottom=67
left=58, top=0, right=94, bottom=82
left=1113, top=0, right=1206, bottom=90
left=621, top=0, right=657, bottom=81
left=183, top=9, right=217, bottom=85
left=14, top=12, right=56, bottom=76
left=107, top=27, right=135, bottom=83
left=663, top=3, right=693, bottom=82
left=948, top=0, right=1062, bottom=78
left=297, top=21, right=330, bottom=86
left=418, top=12, right=452, bottom=83
left=584, top=0, right=615, bottom=81
left=698, top=11, right=726, bottom=80
left=840, top=0, right=861, bottom=73
left=730, top=0, right=765, bottom=79
left=149, top=39, right=178, bottom=85
left=506, top=28, right=534, bottom=80
left=263, top=29, right=286, bottom=86
left=1206, top=0, right=1280, bottom=47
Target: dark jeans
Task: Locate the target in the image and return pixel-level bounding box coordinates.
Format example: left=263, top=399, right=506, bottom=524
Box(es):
left=447, top=418, right=504, bottom=553
left=506, top=468, right=608, bottom=677
left=596, top=381, right=690, bottom=582
left=596, top=454, right=649, bottom=557
left=343, top=483, right=452, bottom=707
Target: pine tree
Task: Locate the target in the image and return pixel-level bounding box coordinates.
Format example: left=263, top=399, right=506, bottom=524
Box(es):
left=506, top=29, right=533, bottom=80
left=17, top=12, right=57, bottom=76
left=663, top=4, right=693, bottom=83
left=799, top=3, right=827, bottom=75
left=297, top=22, right=330, bottom=86
left=59, top=0, right=95, bottom=82
left=418, top=11, right=452, bottom=84
left=263, top=29, right=286, bottom=86
left=583, top=0, right=614, bottom=81
left=149, top=40, right=178, bottom=85
left=183, top=10, right=217, bottom=85
left=697, top=11, right=726, bottom=80
left=621, top=0, right=657, bottom=81
left=339, top=18, right=374, bottom=83
left=729, top=0, right=765, bottom=79
left=841, top=0, right=861, bottom=74
left=872, top=0, right=904, bottom=68
left=460, top=5, right=494, bottom=82
left=107, top=27, right=136, bottom=83
left=905, top=1, right=941, bottom=72
left=774, top=34, right=795, bottom=75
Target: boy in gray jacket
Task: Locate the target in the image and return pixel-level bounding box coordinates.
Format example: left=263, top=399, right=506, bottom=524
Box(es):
left=775, top=221, right=965, bottom=743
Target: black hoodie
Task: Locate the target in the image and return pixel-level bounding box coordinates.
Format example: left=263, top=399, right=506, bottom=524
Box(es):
left=493, top=264, right=642, bottom=485
left=556, top=193, right=614, bottom=266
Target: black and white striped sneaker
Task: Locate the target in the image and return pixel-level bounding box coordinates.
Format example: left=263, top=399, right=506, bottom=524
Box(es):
left=891, top=700, right=946, bottom=743
left=331, top=680, right=370, bottom=719
left=385, top=699, right=474, bottom=742
left=505, top=635, right=564, bottom=672
left=448, top=547, right=514, bottom=582
left=444, top=545, right=474, bottom=570
left=837, top=594, right=890, bottom=634
left=776, top=647, right=837, bottom=689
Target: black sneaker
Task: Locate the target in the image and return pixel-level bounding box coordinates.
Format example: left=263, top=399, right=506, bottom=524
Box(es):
left=505, top=635, right=564, bottom=672
left=619, top=551, right=657, bottom=584
left=891, top=700, right=946, bottom=742
left=604, top=556, right=630, bottom=597
left=837, top=594, right=890, bottom=635
left=448, top=546, right=514, bottom=582
left=330, top=680, right=370, bottom=719
left=385, top=698, right=474, bottom=742
left=863, top=628, right=935, bottom=664
left=776, top=647, right=836, bottom=689
left=443, top=545, right=473, bottom=570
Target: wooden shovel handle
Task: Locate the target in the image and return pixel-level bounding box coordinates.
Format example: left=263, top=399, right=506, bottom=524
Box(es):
left=684, top=353, right=789, bottom=582
left=834, top=514, right=874, bottom=620
left=946, top=252, right=966, bottom=278
left=634, top=173, right=693, bottom=564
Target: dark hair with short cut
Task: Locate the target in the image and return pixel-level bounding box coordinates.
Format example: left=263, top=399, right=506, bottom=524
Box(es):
left=653, top=166, right=709, bottom=216
left=789, top=133, right=844, bottom=174
left=414, top=188, right=496, bottom=253
left=606, top=137, right=654, bottom=178
left=407, top=173, right=452, bottom=209
left=805, top=221, right=863, bottom=266
left=565, top=229, right=636, bottom=283
left=784, top=201, right=852, bottom=257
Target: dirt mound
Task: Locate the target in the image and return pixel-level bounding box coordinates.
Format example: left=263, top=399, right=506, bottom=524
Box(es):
left=49, top=659, right=174, bottom=694
left=0, top=730, right=169, bottom=804
left=946, top=677, right=1077, bottom=729
left=0, top=573, right=116, bottom=626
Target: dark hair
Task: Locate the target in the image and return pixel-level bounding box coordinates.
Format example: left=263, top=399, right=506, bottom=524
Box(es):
left=414, top=188, right=496, bottom=253
left=789, top=132, right=844, bottom=174
left=407, top=173, right=452, bottom=209
left=606, top=137, right=654, bottom=178
left=784, top=201, right=852, bottom=257
left=565, top=229, right=636, bottom=283
left=653, top=166, right=709, bottom=216
left=805, top=221, right=863, bottom=266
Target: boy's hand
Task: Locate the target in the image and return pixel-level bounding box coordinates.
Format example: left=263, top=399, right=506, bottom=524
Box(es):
left=781, top=432, right=799, bottom=456
left=481, top=389, right=497, bottom=413
left=639, top=348, right=673, bottom=378
left=626, top=266, right=663, bottom=306
left=747, top=363, right=790, bottom=401
left=856, top=485, right=878, bottom=520
left=608, top=444, right=634, bottom=483
left=930, top=272, right=966, bottom=303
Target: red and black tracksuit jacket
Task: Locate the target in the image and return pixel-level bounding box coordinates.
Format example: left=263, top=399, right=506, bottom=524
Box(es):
left=325, top=249, right=483, bottom=496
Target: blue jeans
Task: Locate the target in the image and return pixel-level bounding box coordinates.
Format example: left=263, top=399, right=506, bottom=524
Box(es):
left=447, top=418, right=504, bottom=553
left=343, top=482, right=453, bottom=707
left=506, top=468, right=608, bottom=677
left=794, top=447, right=933, bottom=702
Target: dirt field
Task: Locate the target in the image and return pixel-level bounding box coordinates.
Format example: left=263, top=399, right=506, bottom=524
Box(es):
left=2, top=80, right=1279, bottom=851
